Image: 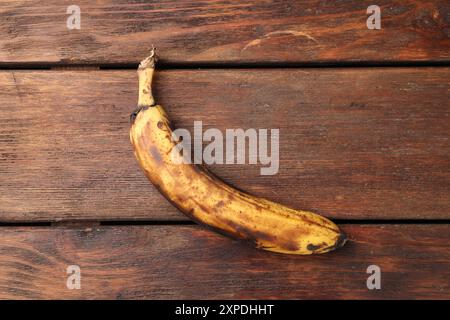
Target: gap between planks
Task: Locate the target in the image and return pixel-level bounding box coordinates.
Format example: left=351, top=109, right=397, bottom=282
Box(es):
left=0, top=60, right=449, bottom=71
left=0, top=220, right=449, bottom=228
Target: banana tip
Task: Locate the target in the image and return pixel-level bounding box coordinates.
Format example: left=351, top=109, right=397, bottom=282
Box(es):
left=336, top=232, right=348, bottom=249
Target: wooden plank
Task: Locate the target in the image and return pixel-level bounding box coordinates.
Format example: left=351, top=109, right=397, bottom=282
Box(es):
left=1, top=68, right=449, bottom=221
left=0, top=0, right=449, bottom=64
left=0, top=224, right=448, bottom=299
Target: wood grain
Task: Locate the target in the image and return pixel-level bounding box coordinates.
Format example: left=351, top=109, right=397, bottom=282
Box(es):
left=1, top=68, right=449, bottom=221
left=0, top=0, right=449, bottom=64
left=0, top=224, right=448, bottom=299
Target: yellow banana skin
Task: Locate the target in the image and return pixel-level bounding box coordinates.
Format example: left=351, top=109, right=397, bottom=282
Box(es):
left=130, top=51, right=347, bottom=255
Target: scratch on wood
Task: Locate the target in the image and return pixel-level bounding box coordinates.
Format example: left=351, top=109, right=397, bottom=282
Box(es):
left=10, top=72, right=23, bottom=104
left=241, top=30, right=318, bottom=52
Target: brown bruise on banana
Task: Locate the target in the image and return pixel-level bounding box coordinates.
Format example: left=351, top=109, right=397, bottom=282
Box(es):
left=130, top=50, right=347, bottom=255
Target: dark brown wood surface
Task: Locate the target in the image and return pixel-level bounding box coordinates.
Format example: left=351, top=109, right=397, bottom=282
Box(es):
left=1, top=0, right=449, bottom=64
left=1, top=68, right=449, bottom=221
left=1, top=0, right=449, bottom=301
left=0, top=224, right=448, bottom=299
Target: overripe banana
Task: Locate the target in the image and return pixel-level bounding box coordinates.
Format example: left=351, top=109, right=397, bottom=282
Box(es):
left=130, top=50, right=347, bottom=254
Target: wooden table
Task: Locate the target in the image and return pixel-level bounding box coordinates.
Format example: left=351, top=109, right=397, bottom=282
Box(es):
left=0, top=0, right=449, bottom=299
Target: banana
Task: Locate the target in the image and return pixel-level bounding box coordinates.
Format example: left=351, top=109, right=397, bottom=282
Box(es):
left=130, top=50, right=347, bottom=254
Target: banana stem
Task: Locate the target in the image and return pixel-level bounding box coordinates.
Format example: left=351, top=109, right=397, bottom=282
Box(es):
left=137, top=48, right=157, bottom=107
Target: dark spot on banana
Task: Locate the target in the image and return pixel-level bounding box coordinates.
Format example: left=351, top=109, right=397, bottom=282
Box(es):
left=216, top=200, right=225, bottom=208
left=307, top=243, right=324, bottom=252
left=176, top=194, right=188, bottom=203
left=129, top=107, right=141, bottom=124
left=149, top=146, right=163, bottom=165
left=130, top=105, right=154, bottom=124
left=196, top=202, right=212, bottom=215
